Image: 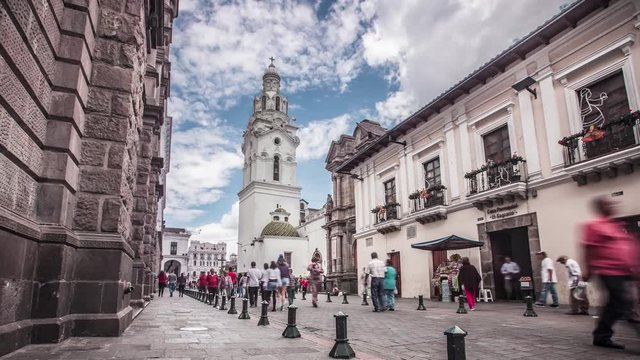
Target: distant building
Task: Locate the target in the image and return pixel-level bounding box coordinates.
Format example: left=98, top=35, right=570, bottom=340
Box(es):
left=187, top=241, right=227, bottom=281
left=228, top=253, right=238, bottom=270
left=298, top=201, right=328, bottom=278
left=161, top=228, right=191, bottom=276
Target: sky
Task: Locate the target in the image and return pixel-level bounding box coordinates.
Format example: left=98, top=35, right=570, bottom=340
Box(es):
left=165, top=0, right=572, bottom=256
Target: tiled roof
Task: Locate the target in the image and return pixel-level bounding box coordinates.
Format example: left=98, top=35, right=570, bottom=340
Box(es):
left=261, top=221, right=300, bottom=237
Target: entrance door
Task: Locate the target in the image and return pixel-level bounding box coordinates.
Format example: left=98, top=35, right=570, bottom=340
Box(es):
left=388, top=252, right=401, bottom=297
left=431, top=250, right=447, bottom=299
left=489, top=227, right=532, bottom=300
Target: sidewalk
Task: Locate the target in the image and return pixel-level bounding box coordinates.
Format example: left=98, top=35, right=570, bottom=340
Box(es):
left=2, top=292, right=640, bottom=360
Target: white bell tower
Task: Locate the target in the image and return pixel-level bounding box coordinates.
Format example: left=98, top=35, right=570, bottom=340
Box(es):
left=237, top=59, right=302, bottom=271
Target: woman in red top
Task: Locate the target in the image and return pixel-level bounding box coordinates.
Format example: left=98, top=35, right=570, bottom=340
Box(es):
left=197, top=272, right=207, bottom=294
left=157, top=271, right=167, bottom=297
left=206, top=269, right=218, bottom=304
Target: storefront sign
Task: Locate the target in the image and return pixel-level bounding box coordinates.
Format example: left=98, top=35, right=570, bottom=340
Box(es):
left=486, top=203, right=518, bottom=220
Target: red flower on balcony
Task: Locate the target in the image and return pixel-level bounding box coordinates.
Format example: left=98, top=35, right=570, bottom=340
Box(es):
left=581, top=126, right=606, bottom=143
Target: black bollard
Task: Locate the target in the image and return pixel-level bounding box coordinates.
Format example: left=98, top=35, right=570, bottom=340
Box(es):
left=228, top=296, right=238, bottom=315
left=523, top=296, right=538, bottom=317
left=417, top=295, right=426, bottom=310
left=282, top=304, right=301, bottom=338
left=329, top=312, right=355, bottom=359
left=361, top=293, right=368, bottom=306
left=213, top=293, right=219, bottom=308
left=238, top=298, right=251, bottom=320
left=444, top=325, right=467, bottom=360
left=219, top=294, right=227, bottom=311
left=456, top=295, right=467, bottom=314
left=326, top=292, right=332, bottom=303
left=342, top=293, right=349, bottom=304
left=257, top=300, right=269, bottom=326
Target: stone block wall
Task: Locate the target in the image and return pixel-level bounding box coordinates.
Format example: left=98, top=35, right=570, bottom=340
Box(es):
left=0, top=0, right=178, bottom=356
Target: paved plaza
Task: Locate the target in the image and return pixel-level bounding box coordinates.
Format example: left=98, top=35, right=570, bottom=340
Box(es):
left=2, top=293, right=640, bottom=360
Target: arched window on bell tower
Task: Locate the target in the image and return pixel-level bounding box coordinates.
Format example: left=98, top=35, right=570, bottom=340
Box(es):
left=275, top=96, right=281, bottom=111
left=262, top=95, right=267, bottom=110
left=273, top=156, right=280, bottom=181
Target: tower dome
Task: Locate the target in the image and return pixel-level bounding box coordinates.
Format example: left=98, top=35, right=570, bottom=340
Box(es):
left=263, top=57, right=281, bottom=81
left=260, top=221, right=300, bottom=237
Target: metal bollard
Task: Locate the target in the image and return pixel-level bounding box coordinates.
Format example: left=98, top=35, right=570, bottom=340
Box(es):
left=361, top=293, right=368, bottom=306
left=282, top=304, right=301, bottom=338
left=326, top=292, right=333, bottom=303
left=523, top=296, right=538, bottom=317
left=417, top=295, right=426, bottom=310
left=444, top=325, right=467, bottom=360
left=238, top=298, right=250, bottom=320
left=213, top=293, right=219, bottom=308
left=219, top=294, right=227, bottom=311
left=342, top=293, right=349, bottom=304
left=329, top=312, right=355, bottom=359
left=456, top=295, right=467, bottom=314
left=228, top=296, right=238, bottom=315
left=257, top=300, right=269, bottom=326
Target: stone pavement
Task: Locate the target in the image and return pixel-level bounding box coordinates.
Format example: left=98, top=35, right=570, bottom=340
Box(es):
left=2, top=292, right=640, bottom=360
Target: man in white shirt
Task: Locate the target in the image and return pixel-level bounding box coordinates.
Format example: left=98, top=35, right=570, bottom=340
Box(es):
left=367, top=252, right=387, bottom=312
left=535, top=251, right=559, bottom=307
left=247, top=261, right=263, bottom=307
left=500, top=257, right=520, bottom=301
left=557, top=256, right=589, bottom=315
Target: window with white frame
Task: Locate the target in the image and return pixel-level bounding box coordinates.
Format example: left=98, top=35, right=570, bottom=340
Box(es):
left=423, top=158, right=441, bottom=188
left=483, top=125, right=511, bottom=163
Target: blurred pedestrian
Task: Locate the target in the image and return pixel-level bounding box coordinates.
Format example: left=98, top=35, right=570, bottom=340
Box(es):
left=307, top=254, right=324, bottom=307
left=500, top=257, right=520, bottom=301
left=383, top=259, right=397, bottom=311
left=177, top=273, right=186, bottom=297
left=267, top=261, right=282, bottom=311
left=157, top=271, right=167, bottom=297
left=167, top=271, right=177, bottom=297
left=239, top=272, right=248, bottom=299
left=197, top=271, right=207, bottom=295
left=458, top=257, right=481, bottom=311
left=556, top=256, right=589, bottom=315
left=582, top=196, right=640, bottom=349
left=206, top=269, right=218, bottom=304
left=248, top=261, right=262, bottom=307
left=277, top=255, right=290, bottom=311
left=361, top=267, right=369, bottom=300
left=535, top=251, right=558, bottom=307
left=301, top=277, right=309, bottom=299
left=228, top=267, right=237, bottom=296
left=367, top=252, right=387, bottom=312
left=218, top=270, right=228, bottom=298
left=260, top=263, right=270, bottom=302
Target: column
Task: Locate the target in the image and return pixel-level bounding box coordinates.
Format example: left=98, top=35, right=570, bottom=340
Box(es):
left=363, top=168, right=372, bottom=228
left=368, top=167, right=376, bottom=226
left=539, top=73, right=565, bottom=170
left=517, top=91, right=541, bottom=175
left=457, top=116, right=472, bottom=175
left=444, top=124, right=460, bottom=199
left=406, top=146, right=416, bottom=195
left=396, top=159, right=407, bottom=215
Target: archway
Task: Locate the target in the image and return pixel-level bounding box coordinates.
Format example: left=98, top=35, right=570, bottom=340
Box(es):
left=164, top=260, right=181, bottom=275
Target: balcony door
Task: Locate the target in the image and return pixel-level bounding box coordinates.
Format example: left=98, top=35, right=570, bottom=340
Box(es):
left=483, top=125, right=511, bottom=163
left=578, top=71, right=635, bottom=159
left=383, top=178, right=397, bottom=220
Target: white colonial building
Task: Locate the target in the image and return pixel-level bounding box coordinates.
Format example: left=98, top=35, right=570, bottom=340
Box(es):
left=161, top=227, right=191, bottom=276
left=187, top=241, right=227, bottom=281
left=237, top=60, right=326, bottom=276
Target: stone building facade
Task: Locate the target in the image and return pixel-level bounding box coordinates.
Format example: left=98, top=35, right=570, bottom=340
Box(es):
left=187, top=240, right=227, bottom=281
left=161, top=227, right=191, bottom=276
left=0, top=0, right=178, bottom=356
left=324, top=120, right=385, bottom=294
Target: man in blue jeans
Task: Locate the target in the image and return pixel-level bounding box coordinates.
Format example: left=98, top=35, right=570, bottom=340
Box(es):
left=535, top=251, right=559, bottom=307
left=367, top=252, right=387, bottom=312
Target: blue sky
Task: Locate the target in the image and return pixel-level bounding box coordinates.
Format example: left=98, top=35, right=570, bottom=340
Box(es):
left=165, top=0, right=570, bottom=254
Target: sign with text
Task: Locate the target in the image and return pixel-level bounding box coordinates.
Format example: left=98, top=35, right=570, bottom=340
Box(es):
left=486, top=203, right=518, bottom=220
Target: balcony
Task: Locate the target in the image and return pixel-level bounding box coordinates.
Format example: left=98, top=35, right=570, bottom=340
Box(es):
left=372, top=203, right=401, bottom=234
left=465, top=156, right=528, bottom=210
left=559, top=111, right=640, bottom=185
left=408, top=186, right=448, bottom=224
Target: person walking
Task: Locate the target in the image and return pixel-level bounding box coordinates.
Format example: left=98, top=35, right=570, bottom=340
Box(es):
left=582, top=196, right=640, bottom=349
left=247, top=262, right=262, bottom=307
left=300, top=277, right=308, bottom=299
left=367, top=252, right=387, bottom=312
left=556, top=255, right=589, bottom=315
left=177, top=273, right=187, bottom=297
left=500, top=257, right=520, bottom=301
left=167, top=271, right=177, bottom=297
left=458, top=257, right=481, bottom=311
left=267, top=261, right=282, bottom=311
left=206, top=269, right=218, bottom=304
left=228, top=267, right=237, bottom=296
left=197, top=271, right=207, bottom=296
left=224, top=271, right=233, bottom=299
left=218, top=270, right=227, bottom=299
left=307, top=254, right=324, bottom=307
left=157, top=271, right=167, bottom=297
left=535, top=251, right=559, bottom=307
left=361, top=267, right=369, bottom=301
left=260, top=263, right=270, bottom=302
left=277, top=255, right=290, bottom=311
left=383, top=259, right=398, bottom=311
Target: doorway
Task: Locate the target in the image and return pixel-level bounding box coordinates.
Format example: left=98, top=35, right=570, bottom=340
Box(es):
left=489, top=227, right=533, bottom=300
left=431, top=250, right=447, bottom=299
left=164, top=260, right=181, bottom=275
left=388, top=252, right=401, bottom=297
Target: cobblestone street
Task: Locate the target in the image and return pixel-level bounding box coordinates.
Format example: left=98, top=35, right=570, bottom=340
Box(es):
left=2, top=292, right=640, bottom=360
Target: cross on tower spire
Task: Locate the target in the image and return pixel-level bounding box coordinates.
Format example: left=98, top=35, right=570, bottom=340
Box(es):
left=269, top=56, right=275, bottom=65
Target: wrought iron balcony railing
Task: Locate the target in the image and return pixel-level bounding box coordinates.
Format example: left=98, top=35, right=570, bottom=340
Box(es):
left=559, top=111, right=640, bottom=166
left=465, top=156, right=527, bottom=195
left=372, top=203, right=401, bottom=225
left=409, top=186, right=447, bottom=213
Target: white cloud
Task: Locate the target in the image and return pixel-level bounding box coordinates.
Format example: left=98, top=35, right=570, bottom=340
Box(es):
left=189, top=201, right=240, bottom=256
left=374, top=91, right=416, bottom=127
left=164, top=207, right=205, bottom=223
left=166, top=125, right=243, bottom=213
left=297, top=114, right=352, bottom=161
